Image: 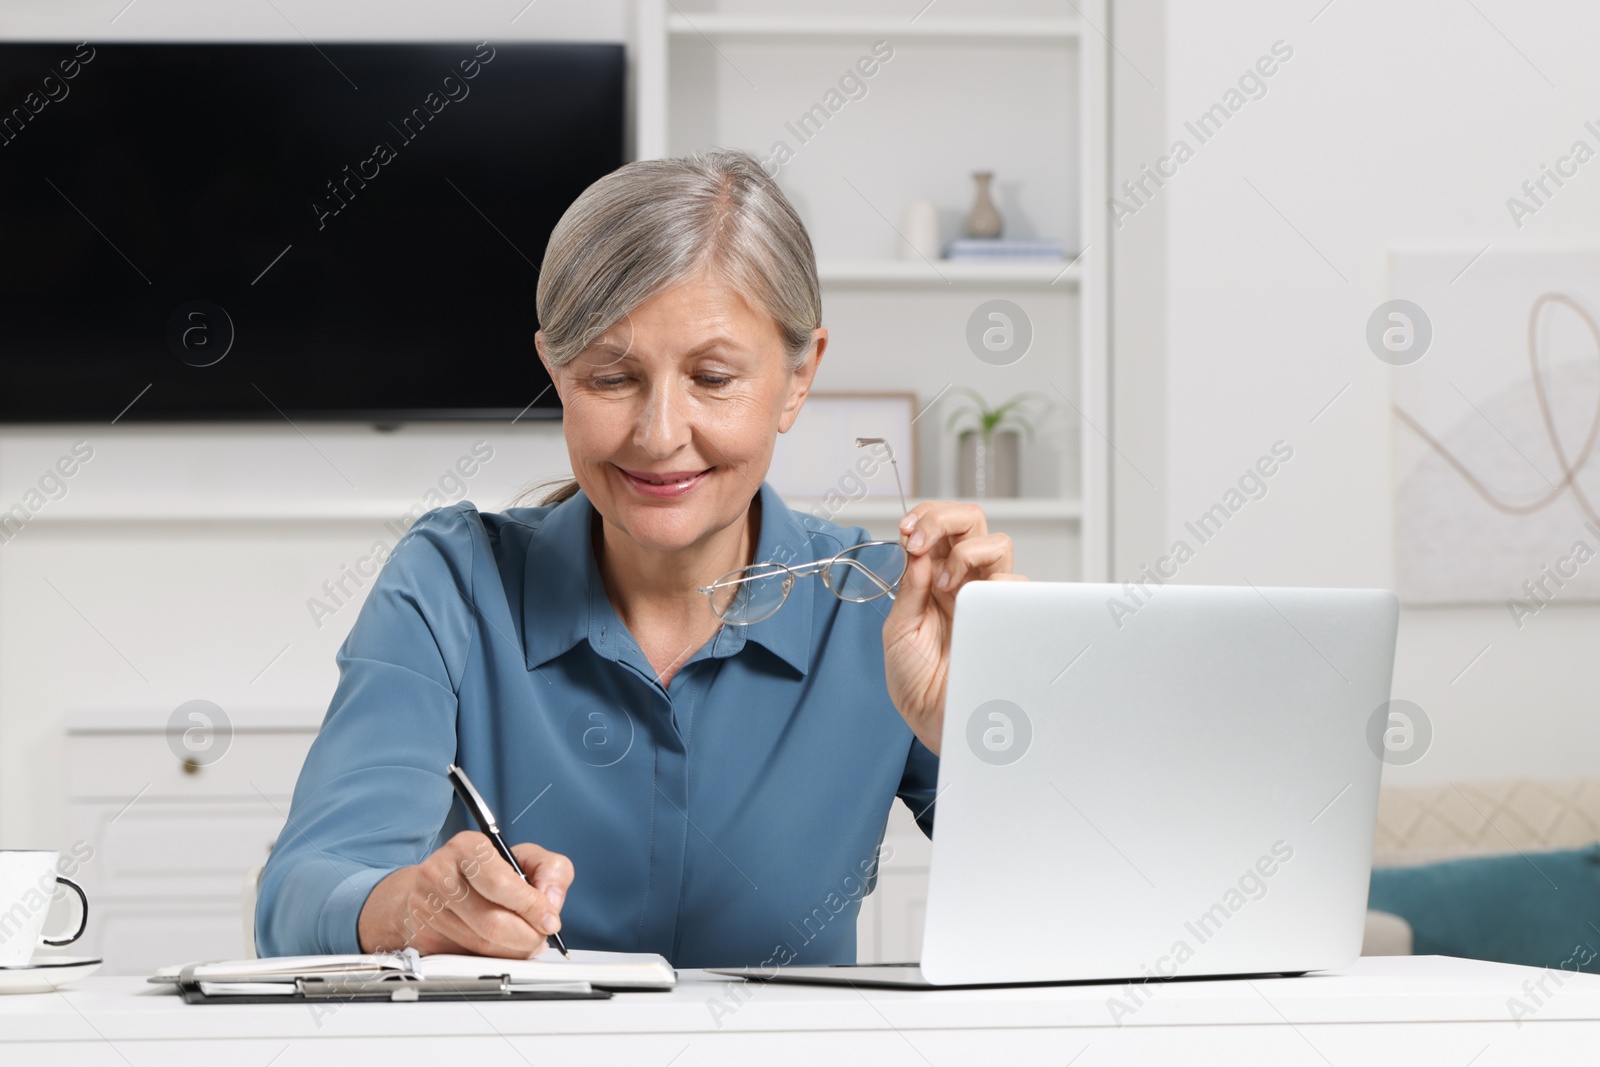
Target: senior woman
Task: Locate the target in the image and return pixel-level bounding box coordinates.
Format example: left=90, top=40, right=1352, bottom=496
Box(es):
left=255, top=149, right=1026, bottom=968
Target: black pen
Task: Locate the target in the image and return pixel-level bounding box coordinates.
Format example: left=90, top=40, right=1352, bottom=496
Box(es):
left=446, top=762, right=570, bottom=959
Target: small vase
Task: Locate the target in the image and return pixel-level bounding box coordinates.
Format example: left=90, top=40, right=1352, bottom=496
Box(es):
left=957, top=430, right=1021, bottom=498
left=964, top=171, right=1003, bottom=239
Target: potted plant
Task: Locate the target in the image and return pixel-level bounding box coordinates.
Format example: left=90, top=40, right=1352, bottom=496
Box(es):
left=943, top=387, right=1053, bottom=498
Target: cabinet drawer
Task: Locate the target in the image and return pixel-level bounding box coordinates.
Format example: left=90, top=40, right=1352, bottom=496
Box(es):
left=79, top=899, right=244, bottom=976
left=873, top=869, right=929, bottom=963
left=69, top=800, right=286, bottom=898
left=67, top=730, right=317, bottom=799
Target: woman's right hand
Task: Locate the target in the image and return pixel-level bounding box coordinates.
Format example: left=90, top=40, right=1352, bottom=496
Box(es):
left=357, top=830, right=573, bottom=957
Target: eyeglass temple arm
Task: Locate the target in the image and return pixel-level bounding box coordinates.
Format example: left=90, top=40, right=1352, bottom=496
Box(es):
left=854, top=437, right=908, bottom=517
left=699, top=563, right=810, bottom=593
left=853, top=565, right=897, bottom=598
left=824, top=549, right=900, bottom=597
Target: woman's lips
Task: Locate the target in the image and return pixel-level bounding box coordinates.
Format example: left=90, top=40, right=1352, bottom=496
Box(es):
left=617, top=465, right=712, bottom=498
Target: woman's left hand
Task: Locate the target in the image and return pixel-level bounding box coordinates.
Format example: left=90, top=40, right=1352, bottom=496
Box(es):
left=881, top=501, right=1029, bottom=755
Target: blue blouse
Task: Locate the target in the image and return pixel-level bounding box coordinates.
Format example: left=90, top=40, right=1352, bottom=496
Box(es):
left=254, top=481, right=939, bottom=968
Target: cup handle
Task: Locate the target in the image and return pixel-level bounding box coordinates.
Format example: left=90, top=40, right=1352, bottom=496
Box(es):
left=41, top=876, right=88, bottom=948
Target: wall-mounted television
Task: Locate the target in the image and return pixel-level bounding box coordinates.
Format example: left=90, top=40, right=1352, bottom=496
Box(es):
left=0, top=41, right=626, bottom=422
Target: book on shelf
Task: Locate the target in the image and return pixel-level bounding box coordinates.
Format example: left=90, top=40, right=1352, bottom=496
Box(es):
left=945, top=237, right=1068, bottom=260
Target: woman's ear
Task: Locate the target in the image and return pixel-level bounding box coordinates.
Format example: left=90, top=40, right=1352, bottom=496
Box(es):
left=778, top=327, right=827, bottom=434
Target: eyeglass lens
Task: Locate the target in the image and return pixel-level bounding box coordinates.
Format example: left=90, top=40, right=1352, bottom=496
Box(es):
left=824, top=542, right=907, bottom=601
left=707, top=563, right=791, bottom=625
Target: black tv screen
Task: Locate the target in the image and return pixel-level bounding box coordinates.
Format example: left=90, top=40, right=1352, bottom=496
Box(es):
left=0, top=41, right=625, bottom=422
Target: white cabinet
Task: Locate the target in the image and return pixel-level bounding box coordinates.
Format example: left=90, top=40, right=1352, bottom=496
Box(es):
left=64, top=716, right=318, bottom=975
left=90, top=901, right=246, bottom=972
left=855, top=798, right=934, bottom=963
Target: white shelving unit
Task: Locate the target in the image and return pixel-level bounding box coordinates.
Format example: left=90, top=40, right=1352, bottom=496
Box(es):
left=816, top=258, right=1082, bottom=288
left=634, top=0, right=1109, bottom=582
left=634, top=0, right=1109, bottom=964
left=790, top=496, right=1083, bottom=522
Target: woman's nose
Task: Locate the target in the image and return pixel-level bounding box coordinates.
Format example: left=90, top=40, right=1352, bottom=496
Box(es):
left=635, top=380, right=693, bottom=458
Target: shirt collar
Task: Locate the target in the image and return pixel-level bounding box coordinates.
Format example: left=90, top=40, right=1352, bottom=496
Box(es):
left=522, top=480, right=816, bottom=678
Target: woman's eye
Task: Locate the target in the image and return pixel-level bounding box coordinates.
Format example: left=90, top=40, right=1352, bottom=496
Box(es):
left=697, top=376, right=732, bottom=387
left=591, top=377, right=629, bottom=389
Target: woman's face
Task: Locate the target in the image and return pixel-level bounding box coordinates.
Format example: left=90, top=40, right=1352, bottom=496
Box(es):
left=537, top=268, right=824, bottom=557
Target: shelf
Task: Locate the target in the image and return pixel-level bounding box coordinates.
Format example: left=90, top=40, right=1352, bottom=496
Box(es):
left=665, top=14, right=1081, bottom=43
left=817, top=258, right=1080, bottom=289
left=787, top=497, right=1082, bottom=523
left=67, top=707, right=325, bottom=732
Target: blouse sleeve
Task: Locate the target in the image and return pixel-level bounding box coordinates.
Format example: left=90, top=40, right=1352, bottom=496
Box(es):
left=254, top=505, right=480, bottom=956
left=896, top=737, right=939, bottom=839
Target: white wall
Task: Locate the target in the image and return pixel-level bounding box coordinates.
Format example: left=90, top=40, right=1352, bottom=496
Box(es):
left=1148, top=0, right=1600, bottom=785
left=1109, top=0, right=1167, bottom=576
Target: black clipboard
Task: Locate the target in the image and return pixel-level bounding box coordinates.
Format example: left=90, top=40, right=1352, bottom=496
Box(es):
left=175, top=969, right=612, bottom=1004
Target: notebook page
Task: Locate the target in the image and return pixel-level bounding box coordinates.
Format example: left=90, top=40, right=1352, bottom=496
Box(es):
left=170, top=954, right=409, bottom=982
left=417, top=949, right=675, bottom=988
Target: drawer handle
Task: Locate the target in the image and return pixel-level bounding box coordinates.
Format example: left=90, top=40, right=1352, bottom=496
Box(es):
left=182, top=758, right=201, bottom=775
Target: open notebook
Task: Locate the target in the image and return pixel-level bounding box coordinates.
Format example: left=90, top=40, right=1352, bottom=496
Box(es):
left=150, top=948, right=676, bottom=994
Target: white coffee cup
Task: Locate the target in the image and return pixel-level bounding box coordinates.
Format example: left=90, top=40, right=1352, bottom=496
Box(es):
left=0, top=851, right=89, bottom=966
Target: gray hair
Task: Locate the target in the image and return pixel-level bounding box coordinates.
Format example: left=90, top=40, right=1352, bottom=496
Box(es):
left=521, top=148, right=821, bottom=507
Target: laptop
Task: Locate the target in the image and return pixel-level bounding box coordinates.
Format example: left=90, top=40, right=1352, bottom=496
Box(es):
left=711, top=581, right=1399, bottom=988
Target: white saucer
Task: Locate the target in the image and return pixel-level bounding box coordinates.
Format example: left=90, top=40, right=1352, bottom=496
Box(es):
left=0, top=956, right=103, bottom=994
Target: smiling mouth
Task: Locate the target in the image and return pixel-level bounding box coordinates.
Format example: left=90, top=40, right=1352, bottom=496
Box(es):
left=616, top=465, right=713, bottom=490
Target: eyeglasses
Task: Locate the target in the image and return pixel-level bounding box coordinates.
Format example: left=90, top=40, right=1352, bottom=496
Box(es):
left=698, top=437, right=909, bottom=626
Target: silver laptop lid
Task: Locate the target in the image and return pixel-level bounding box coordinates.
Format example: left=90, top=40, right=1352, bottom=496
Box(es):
left=921, top=581, right=1398, bottom=985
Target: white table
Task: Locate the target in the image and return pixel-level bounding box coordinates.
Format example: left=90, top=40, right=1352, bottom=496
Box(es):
left=4, top=956, right=1598, bottom=1065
